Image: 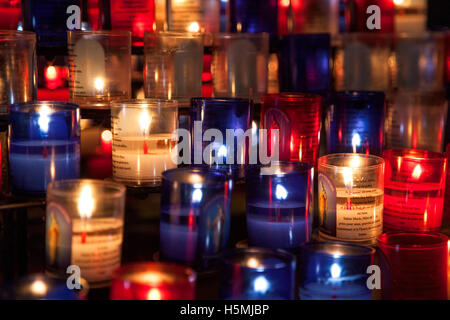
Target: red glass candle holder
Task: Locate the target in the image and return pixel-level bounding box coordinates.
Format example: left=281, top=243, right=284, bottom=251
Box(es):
left=378, top=232, right=448, bottom=300
left=260, top=93, right=322, bottom=167
left=443, top=144, right=450, bottom=231
left=383, top=149, right=447, bottom=232
left=346, top=0, right=395, bottom=33
left=110, top=262, right=196, bottom=300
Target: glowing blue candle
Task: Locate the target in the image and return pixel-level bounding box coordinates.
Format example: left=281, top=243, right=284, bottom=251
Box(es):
left=8, top=102, right=80, bottom=195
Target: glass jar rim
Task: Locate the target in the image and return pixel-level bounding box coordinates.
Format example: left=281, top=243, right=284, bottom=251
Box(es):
left=378, top=232, right=449, bottom=250
left=246, top=161, right=313, bottom=176
left=162, top=167, right=231, bottom=186
left=47, top=179, right=126, bottom=200
left=0, top=30, right=35, bottom=40
left=221, top=247, right=295, bottom=270
left=144, top=31, right=204, bottom=39
left=332, top=91, right=385, bottom=100
left=395, top=31, right=445, bottom=40
left=68, top=30, right=131, bottom=38
left=318, top=153, right=384, bottom=171
left=111, top=99, right=178, bottom=109
left=213, top=32, right=269, bottom=40
left=383, top=148, right=446, bottom=163
left=300, top=241, right=375, bottom=258
left=9, top=101, right=79, bottom=113
left=191, top=97, right=252, bottom=105
left=263, top=92, right=322, bottom=103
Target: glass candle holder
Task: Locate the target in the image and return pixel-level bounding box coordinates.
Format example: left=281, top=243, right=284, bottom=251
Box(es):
left=288, top=0, right=339, bottom=35
left=299, top=242, right=375, bottom=300
left=326, top=91, right=385, bottom=156
left=0, top=31, right=36, bottom=109
left=277, top=34, right=331, bottom=94
left=345, top=0, right=395, bottom=33
left=394, top=0, right=427, bottom=33
left=160, top=167, right=232, bottom=266
left=144, top=32, right=203, bottom=109
left=108, top=0, right=156, bottom=47
left=385, top=91, right=447, bottom=153
left=383, top=149, right=447, bottom=232
left=45, top=179, right=126, bottom=287
left=0, top=274, right=88, bottom=300
left=68, top=30, right=132, bottom=109
left=219, top=247, right=296, bottom=300
left=0, top=0, right=21, bottom=30
left=318, top=154, right=384, bottom=246
left=230, top=0, right=278, bottom=36
left=260, top=93, right=322, bottom=167
left=110, top=262, right=196, bottom=300
left=393, top=33, right=445, bottom=91
left=211, top=33, right=269, bottom=103
left=190, top=98, right=252, bottom=179
left=245, top=162, right=314, bottom=250
left=443, top=144, right=450, bottom=231
left=111, top=99, right=178, bottom=187
left=378, top=232, right=448, bottom=300
left=167, top=0, right=220, bottom=33
left=333, top=33, right=392, bottom=92
left=8, top=102, right=81, bottom=195
left=22, top=0, right=81, bottom=50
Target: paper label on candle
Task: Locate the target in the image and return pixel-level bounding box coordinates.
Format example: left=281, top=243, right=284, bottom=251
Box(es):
left=318, top=172, right=337, bottom=237
left=335, top=188, right=383, bottom=241
left=46, top=202, right=73, bottom=273
left=71, top=218, right=123, bottom=283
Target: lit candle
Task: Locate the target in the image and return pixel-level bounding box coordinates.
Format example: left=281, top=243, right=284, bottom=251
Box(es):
left=46, top=179, right=126, bottom=287
left=110, top=262, right=196, bottom=300
left=318, top=154, right=384, bottom=245
left=111, top=99, right=178, bottom=186
left=167, top=0, right=220, bottom=33
left=8, top=102, right=80, bottom=195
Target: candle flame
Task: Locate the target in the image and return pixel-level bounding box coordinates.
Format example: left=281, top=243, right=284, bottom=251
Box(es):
left=412, top=164, right=422, bottom=179
left=147, top=288, right=161, bottom=300
left=187, top=21, right=200, bottom=32
left=139, top=109, right=152, bottom=133
left=247, top=258, right=260, bottom=268
left=343, top=167, right=353, bottom=189
left=38, top=105, right=51, bottom=133
left=101, top=129, right=112, bottom=143
left=30, top=280, right=47, bottom=295
left=78, top=185, right=95, bottom=219
left=94, top=77, right=104, bottom=93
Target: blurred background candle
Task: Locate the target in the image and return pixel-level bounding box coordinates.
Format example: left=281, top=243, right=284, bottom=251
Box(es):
left=378, top=232, right=448, bottom=300
left=230, top=0, right=278, bottom=37
left=394, top=0, right=427, bottom=33
left=345, top=0, right=395, bottom=33
left=160, top=167, right=232, bottom=266
left=110, top=262, right=196, bottom=300
left=211, top=33, right=269, bottom=103
left=318, top=154, right=384, bottom=245
left=299, top=242, right=374, bottom=300
left=385, top=91, right=447, bottom=152
left=220, top=248, right=296, bottom=300
left=326, top=91, right=385, bottom=156
left=144, top=32, right=203, bottom=130
left=277, top=34, right=330, bottom=95
left=166, top=0, right=220, bottom=33
left=111, top=99, right=178, bottom=187
left=333, top=33, right=392, bottom=92
left=190, top=98, right=252, bottom=179
left=8, top=102, right=80, bottom=195
left=46, top=179, right=126, bottom=287
left=67, top=30, right=131, bottom=109
left=260, top=93, right=322, bottom=167
left=383, top=149, right=447, bottom=232
left=245, top=162, right=313, bottom=250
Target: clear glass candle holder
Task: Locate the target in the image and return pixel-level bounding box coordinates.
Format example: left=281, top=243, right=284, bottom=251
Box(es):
left=68, top=30, right=132, bottom=109
left=318, top=153, right=384, bottom=246
left=299, top=242, right=375, bottom=300
left=326, top=91, right=385, bottom=156
left=111, top=99, right=178, bottom=187
left=8, top=101, right=81, bottom=195
left=378, top=232, right=448, bottom=300
left=277, top=34, right=331, bottom=94
left=211, top=33, right=269, bottom=103
left=245, top=161, right=314, bottom=250
left=288, top=0, right=339, bottom=35
left=190, top=98, right=252, bottom=179
left=345, top=0, right=395, bottom=33
left=45, top=179, right=126, bottom=287
left=219, top=247, right=296, bottom=300
left=160, top=167, right=232, bottom=266
left=0, top=31, right=36, bottom=109
left=110, top=262, right=196, bottom=300
left=383, top=149, right=447, bottom=232
left=385, top=91, right=447, bottom=153
left=260, top=93, right=322, bottom=167
left=393, top=33, right=445, bottom=91
left=144, top=32, right=203, bottom=117
left=166, top=0, right=220, bottom=33
left=333, top=33, right=393, bottom=92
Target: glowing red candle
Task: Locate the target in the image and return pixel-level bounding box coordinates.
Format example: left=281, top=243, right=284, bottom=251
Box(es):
left=346, top=0, right=395, bottom=33
left=383, top=149, right=447, bottom=232
left=261, top=93, right=321, bottom=167
left=110, top=262, right=196, bottom=300
left=378, top=232, right=448, bottom=300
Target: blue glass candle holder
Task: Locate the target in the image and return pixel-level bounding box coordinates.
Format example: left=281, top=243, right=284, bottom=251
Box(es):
left=278, top=34, right=331, bottom=94
left=160, top=167, right=232, bottom=267
left=326, top=91, right=385, bottom=156
left=8, top=102, right=81, bottom=195
left=230, top=0, right=278, bottom=36
left=219, top=247, right=296, bottom=300
left=190, top=98, right=252, bottom=179
left=245, top=162, right=314, bottom=250
left=299, top=242, right=375, bottom=300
